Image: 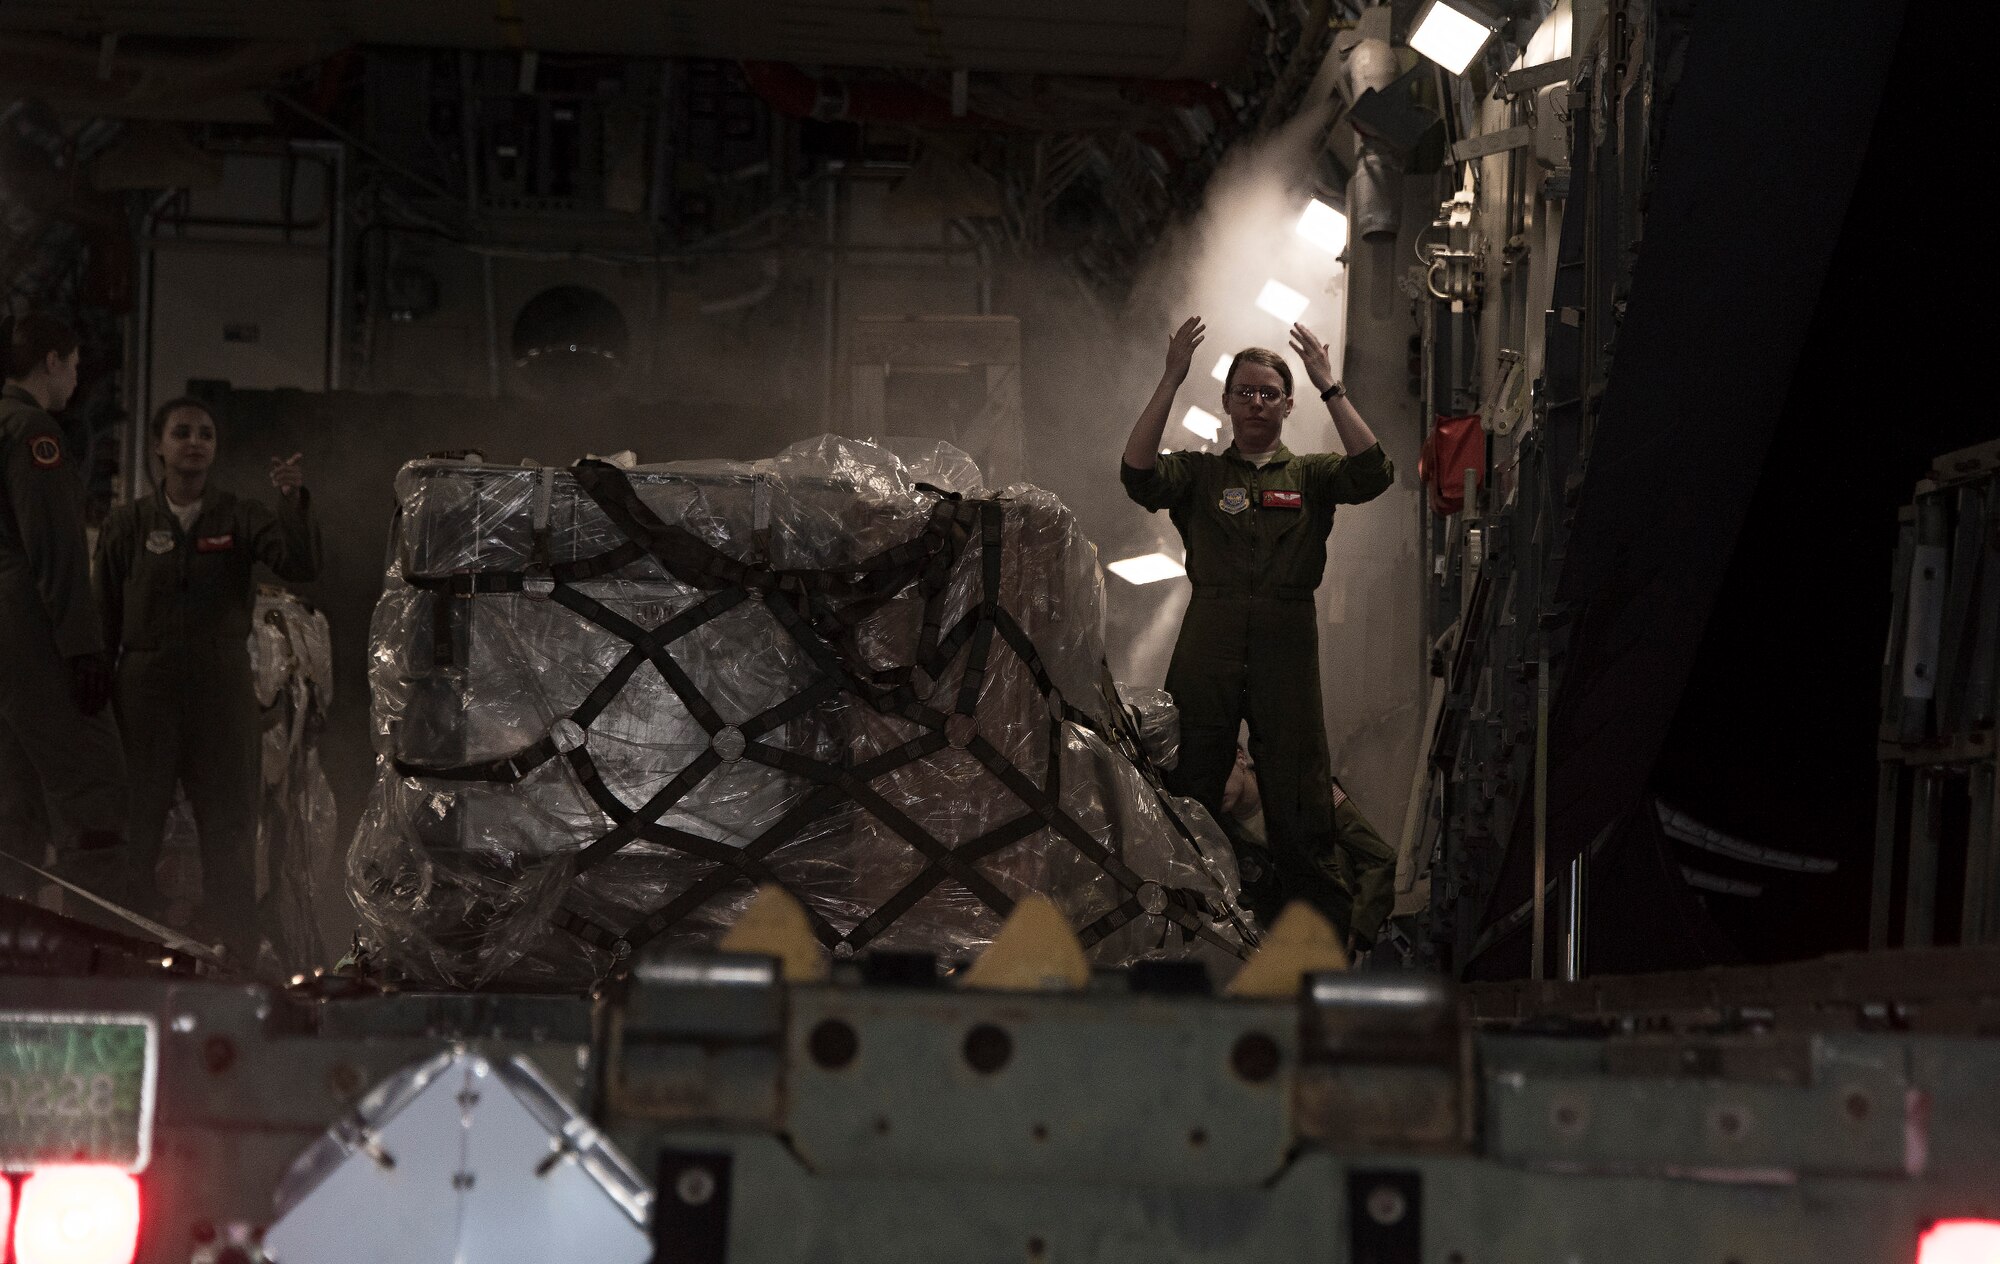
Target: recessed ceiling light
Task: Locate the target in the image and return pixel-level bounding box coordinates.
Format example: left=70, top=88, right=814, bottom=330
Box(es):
left=1409, top=0, right=1496, bottom=75
left=1106, top=552, right=1187, bottom=585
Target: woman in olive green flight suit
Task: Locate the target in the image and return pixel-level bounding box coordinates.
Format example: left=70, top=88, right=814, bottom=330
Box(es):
left=94, top=397, right=321, bottom=961
left=1120, top=317, right=1394, bottom=931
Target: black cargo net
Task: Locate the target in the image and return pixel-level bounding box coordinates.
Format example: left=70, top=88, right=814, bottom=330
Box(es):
left=394, top=459, right=1251, bottom=964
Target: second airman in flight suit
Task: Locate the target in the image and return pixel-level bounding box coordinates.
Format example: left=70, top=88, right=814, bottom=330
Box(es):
left=96, top=397, right=320, bottom=960
left=0, top=311, right=134, bottom=921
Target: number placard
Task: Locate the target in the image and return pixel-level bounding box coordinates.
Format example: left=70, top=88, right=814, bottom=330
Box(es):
left=0, top=1012, right=157, bottom=1172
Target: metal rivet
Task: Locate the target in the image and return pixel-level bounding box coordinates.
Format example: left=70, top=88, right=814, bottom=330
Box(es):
left=712, top=725, right=747, bottom=762
left=1136, top=880, right=1168, bottom=916
left=808, top=1018, right=858, bottom=1070
left=1366, top=1184, right=1408, bottom=1226
left=675, top=1166, right=716, bottom=1206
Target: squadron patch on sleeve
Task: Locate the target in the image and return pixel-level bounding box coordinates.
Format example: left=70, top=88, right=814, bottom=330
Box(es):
left=1218, top=487, right=1249, bottom=515
left=28, top=435, right=62, bottom=469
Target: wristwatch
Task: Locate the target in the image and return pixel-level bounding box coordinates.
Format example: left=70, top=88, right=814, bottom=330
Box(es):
left=1320, top=380, right=1346, bottom=400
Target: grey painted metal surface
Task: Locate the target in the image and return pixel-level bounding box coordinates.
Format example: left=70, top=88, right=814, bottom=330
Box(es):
left=613, top=955, right=1995, bottom=1262
left=8, top=943, right=2000, bottom=1262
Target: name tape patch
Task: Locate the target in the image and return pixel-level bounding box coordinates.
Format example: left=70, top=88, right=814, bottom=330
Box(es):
left=195, top=533, right=235, bottom=553
left=1261, top=489, right=1303, bottom=509
left=28, top=436, right=62, bottom=469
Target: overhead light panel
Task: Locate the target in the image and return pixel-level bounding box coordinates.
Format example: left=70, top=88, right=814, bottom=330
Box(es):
left=1409, top=0, right=1496, bottom=75
left=1295, top=200, right=1349, bottom=256
left=1107, top=552, right=1186, bottom=586
left=1210, top=353, right=1232, bottom=383
left=1254, top=280, right=1309, bottom=323
left=1181, top=406, right=1221, bottom=442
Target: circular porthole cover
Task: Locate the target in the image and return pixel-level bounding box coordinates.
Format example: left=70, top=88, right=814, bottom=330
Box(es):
left=510, top=285, right=630, bottom=399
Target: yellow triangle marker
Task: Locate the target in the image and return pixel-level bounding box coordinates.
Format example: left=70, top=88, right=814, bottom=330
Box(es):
left=720, top=885, right=830, bottom=983
left=1225, top=902, right=1349, bottom=998
left=962, top=894, right=1090, bottom=992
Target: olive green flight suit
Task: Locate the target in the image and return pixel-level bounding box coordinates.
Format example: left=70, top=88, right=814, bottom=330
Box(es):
left=1229, top=776, right=1398, bottom=946
left=95, top=485, right=321, bottom=956
left=0, top=385, right=132, bottom=913
left=1121, top=441, right=1393, bottom=928
left=1331, top=778, right=1397, bottom=946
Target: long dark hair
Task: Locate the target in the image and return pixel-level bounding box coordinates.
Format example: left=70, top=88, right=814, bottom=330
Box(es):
left=3, top=310, right=81, bottom=381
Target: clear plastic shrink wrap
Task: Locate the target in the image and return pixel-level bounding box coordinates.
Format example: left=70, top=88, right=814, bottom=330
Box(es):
left=353, top=437, right=1249, bottom=988
left=1115, top=684, right=1182, bottom=771
left=254, top=588, right=338, bottom=972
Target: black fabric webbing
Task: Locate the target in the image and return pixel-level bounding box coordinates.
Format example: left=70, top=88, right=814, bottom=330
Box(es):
left=389, top=461, right=1249, bottom=965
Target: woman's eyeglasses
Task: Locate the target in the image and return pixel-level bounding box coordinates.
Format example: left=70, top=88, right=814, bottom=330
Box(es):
left=1226, top=386, right=1288, bottom=404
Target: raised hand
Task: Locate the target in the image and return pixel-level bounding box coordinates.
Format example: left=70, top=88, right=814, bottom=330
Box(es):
left=1288, top=322, right=1335, bottom=393
left=269, top=452, right=304, bottom=497
left=1164, top=316, right=1206, bottom=385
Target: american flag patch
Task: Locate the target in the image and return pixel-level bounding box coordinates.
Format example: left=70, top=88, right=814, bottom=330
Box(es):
left=1332, top=782, right=1348, bottom=807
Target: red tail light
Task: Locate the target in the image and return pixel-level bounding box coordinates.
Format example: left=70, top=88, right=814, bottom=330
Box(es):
left=10, top=1166, right=141, bottom=1264
left=1920, top=1221, right=2000, bottom=1264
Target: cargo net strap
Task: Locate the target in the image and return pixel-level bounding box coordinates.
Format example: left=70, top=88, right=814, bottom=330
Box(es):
left=394, top=459, right=1249, bottom=963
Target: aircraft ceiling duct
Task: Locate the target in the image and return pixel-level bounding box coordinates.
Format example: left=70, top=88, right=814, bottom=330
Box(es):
left=1334, top=13, right=1405, bottom=243
left=0, top=1, right=1255, bottom=80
